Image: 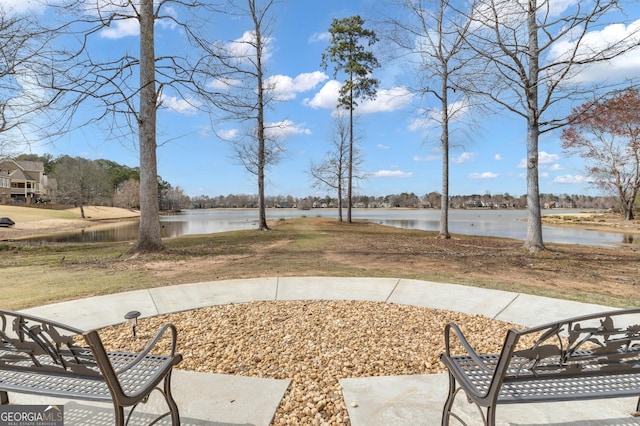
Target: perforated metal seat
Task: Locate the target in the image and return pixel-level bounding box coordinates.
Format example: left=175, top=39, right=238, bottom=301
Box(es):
left=0, top=310, right=182, bottom=426
left=440, top=308, right=640, bottom=426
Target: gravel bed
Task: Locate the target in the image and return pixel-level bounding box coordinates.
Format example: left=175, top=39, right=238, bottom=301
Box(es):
left=99, top=300, right=523, bottom=425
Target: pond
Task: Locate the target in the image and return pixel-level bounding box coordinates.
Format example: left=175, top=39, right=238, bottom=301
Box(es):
left=24, top=208, right=637, bottom=247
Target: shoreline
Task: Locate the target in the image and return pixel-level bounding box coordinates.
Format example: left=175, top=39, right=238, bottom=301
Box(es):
left=1, top=205, right=638, bottom=241
left=540, top=212, right=640, bottom=235
left=0, top=206, right=140, bottom=241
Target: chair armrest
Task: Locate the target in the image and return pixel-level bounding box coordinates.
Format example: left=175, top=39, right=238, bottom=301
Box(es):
left=114, top=323, right=178, bottom=374
left=442, top=322, right=492, bottom=374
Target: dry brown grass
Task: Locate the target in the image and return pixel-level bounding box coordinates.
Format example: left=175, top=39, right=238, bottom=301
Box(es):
left=0, top=210, right=638, bottom=310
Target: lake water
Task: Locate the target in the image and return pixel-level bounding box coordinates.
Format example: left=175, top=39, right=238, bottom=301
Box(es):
left=28, top=208, right=637, bottom=247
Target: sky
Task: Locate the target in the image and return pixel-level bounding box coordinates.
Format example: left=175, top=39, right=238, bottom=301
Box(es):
left=6, top=0, right=640, bottom=199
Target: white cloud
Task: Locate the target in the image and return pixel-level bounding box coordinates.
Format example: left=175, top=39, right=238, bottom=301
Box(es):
left=357, top=87, right=413, bottom=114
left=217, top=128, right=238, bottom=141
left=553, top=174, right=594, bottom=184
left=197, top=125, right=211, bottom=138
left=368, top=170, right=415, bottom=178
left=1, top=0, right=45, bottom=14
left=550, top=164, right=564, bottom=171
left=265, top=120, right=312, bottom=140
left=309, top=32, right=330, bottom=43
left=468, top=172, right=499, bottom=179
left=304, top=80, right=341, bottom=109
left=452, top=152, right=477, bottom=164
left=408, top=99, right=470, bottom=132
left=413, top=154, right=439, bottom=162
left=100, top=19, right=140, bottom=39
left=549, top=19, right=640, bottom=83
left=547, top=0, right=580, bottom=17
left=157, top=6, right=179, bottom=31
left=408, top=115, right=429, bottom=132
left=158, top=93, right=200, bottom=115
left=304, top=82, right=412, bottom=114
left=494, top=154, right=503, bottom=160
left=517, top=151, right=560, bottom=168
left=207, top=77, right=242, bottom=90
left=377, top=144, right=390, bottom=150
left=265, top=72, right=329, bottom=101
left=539, top=151, right=559, bottom=164
left=223, top=31, right=274, bottom=63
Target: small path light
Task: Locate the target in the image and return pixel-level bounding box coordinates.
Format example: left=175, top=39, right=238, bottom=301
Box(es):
left=124, top=311, right=141, bottom=337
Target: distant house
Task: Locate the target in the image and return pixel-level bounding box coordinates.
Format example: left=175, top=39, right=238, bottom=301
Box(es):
left=0, top=170, right=10, bottom=205
left=0, top=158, right=54, bottom=205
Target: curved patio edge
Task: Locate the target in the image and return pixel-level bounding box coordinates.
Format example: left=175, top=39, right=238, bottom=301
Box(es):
left=20, top=276, right=614, bottom=331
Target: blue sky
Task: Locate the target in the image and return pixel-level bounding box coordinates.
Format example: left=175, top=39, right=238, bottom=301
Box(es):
left=7, top=0, right=640, bottom=198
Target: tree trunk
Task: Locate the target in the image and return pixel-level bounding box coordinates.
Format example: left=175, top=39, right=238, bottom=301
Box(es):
left=337, top=163, right=343, bottom=222
left=439, top=72, right=450, bottom=239
left=524, top=0, right=545, bottom=252
left=254, top=2, right=269, bottom=231
left=347, top=85, right=354, bottom=224
left=624, top=194, right=635, bottom=220
left=625, top=205, right=634, bottom=220
left=132, top=0, right=163, bottom=253
left=525, top=120, right=545, bottom=251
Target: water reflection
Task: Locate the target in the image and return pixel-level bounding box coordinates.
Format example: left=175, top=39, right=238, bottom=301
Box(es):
left=43, top=223, right=142, bottom=243
left=20, top=208, right=638, bottom=247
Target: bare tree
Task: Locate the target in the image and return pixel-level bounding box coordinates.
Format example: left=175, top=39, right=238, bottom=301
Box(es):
left=383, top=0, right=473, bottom=239
left=53, top=156, right=110, bottom=218
left=40, top=0, right=223, bottom=252
left=212, top=0, right=280, bottom=231
left=113, top=178, right=140, bottom=209
left=0, top=8, right=53, bottom=156
left=463, top=0, right=640, bottom=252
left=162, top=185, right=190, bottom=211
left=310, top=112, right=363, bottom=222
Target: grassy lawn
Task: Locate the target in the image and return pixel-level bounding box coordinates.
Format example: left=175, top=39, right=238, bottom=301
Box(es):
left=1, top=217, right=638, bottom=310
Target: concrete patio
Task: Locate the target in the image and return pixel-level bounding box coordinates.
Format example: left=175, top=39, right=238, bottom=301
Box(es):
left=8, top=277, right=639, bottom=425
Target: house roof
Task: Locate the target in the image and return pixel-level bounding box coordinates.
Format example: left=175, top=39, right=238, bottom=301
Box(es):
left=16, top=160, right=44, bottom=172
left=9, top=169, right=35, bottom=181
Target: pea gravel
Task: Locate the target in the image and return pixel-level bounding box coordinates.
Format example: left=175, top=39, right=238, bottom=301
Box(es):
left=99, top=300, right=523, bottom=425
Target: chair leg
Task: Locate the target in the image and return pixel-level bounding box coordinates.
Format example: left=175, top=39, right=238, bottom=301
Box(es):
left=164, top=371, right=180, bottom=426
left=0, top=391, right=8, bottom=405
left=113, top=404, right=125, bottom=426
left=487, top=404, right=497, bottom=426
left=441, top=373, right=456, bottom=426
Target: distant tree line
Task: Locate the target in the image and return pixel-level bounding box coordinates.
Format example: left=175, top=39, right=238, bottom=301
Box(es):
left=13, top=153, right=628, bottom=214
left=190, top=192, right=621, bottom=211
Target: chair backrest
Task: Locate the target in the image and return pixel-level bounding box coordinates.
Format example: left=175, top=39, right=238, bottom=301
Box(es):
left=507, top=308, right=640, bottom=378
left=0, top=309, right=101, bottom=377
